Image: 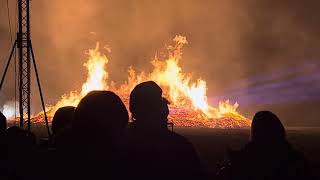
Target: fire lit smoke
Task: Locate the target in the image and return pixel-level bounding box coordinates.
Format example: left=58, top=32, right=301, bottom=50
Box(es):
left=40, top=36, right=250, bottom=128
left=2, top=101, right=18, bottom=120
left=46, top=45, right=110, bottom=111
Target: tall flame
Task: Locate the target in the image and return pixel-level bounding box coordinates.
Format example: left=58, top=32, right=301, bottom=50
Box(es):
left=81, top=43, right=109, bottom=95
left=47, top=43, right=110, bottom=114
left=46, top=35, right=249, bottom=126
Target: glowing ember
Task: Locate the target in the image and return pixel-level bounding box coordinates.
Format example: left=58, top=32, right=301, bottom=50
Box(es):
left=39, top=36, right=250, bottom=128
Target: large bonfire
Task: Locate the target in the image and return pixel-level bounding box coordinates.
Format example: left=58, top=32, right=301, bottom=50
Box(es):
left=32, top=36, right=250, bottom=128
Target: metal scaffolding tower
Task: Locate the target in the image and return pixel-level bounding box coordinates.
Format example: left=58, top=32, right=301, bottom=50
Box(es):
left=0, top=0, right=50, bottom=135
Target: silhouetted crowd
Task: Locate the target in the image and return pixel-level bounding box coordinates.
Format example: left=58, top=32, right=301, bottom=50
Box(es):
left=0, top=81, right=309, bottom=180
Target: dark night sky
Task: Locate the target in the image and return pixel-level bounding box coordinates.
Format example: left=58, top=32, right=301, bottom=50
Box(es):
left=0, top=0, right=319, bottom=126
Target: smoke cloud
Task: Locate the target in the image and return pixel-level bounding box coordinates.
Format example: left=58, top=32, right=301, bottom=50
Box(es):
left=1, top=101, right=18, bottom=120
left=0, top=0, right=319, bottom=126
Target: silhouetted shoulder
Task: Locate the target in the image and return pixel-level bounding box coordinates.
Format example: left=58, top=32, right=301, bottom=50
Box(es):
left=287, top=148, right=309, bottom=178
left=0, top=112, right=7, bottom=133
left=124, top=127, right=202, bottom=179
left=167, top=130, right=197, bottom=151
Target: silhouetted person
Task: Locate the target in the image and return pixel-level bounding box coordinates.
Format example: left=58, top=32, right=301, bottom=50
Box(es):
left=0, top=112, right=7, bottom=133
left=217, top=111, right=309, bottom=180
left=3, top=126, right=36, bottom=180
left=0, top=112, right=7, bottom=179
left=49, top=106, right=75, bottom=149
left=52, top=106, right=75, bottom=135
left=33, top=106, right=76, bottom=180
left=67, top=91, right=129, bottom=179
left=124, top=81, right=202, bottom=179
left=32, top=106, right=76, bottom=180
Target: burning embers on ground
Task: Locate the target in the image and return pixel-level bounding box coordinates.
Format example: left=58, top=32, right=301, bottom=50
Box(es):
left=21, top=36, right=251, bottom=128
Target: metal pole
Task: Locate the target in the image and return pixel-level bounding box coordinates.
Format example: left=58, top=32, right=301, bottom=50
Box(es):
left=0, top=41, right=16, bottom=90
left=30, top=42, right=51, bottom=136
left=0, top=0, right=50, bottom=135
left=26, top=0, right=31, bottom=131
left=17, top=0, right=31, bottom=130
left=18, top=0, right=24, bottom=128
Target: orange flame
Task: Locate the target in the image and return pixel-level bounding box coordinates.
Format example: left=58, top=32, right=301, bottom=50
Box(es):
left=45, top=35, right=249, bottom=126
left=47, top=43, right=110, bottom=114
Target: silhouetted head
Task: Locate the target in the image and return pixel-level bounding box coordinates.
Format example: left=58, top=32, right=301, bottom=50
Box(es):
left=251, top=111, right=286, bottom=143
left=52, top=106, right=75, bottom=135
left=130, top=81, right=169, bottom=128
left=73, top=91, right=128, bottom=138
left=0, top=112, right=7, bottom=132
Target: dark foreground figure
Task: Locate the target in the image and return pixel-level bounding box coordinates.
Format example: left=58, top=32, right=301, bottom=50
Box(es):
left=63, top=91, right=129, bottom=179
left=50, top=106, right=75, bottom=149
left=0, top=81, right=310, bottom=180
left=217, top=111, right=309, bottom=180
left=124, top=81, right=203, bottom=179
left=30, top=91, right=129, bottom=180
left=51, top=106, right=75, bottom=136
left=0, top=125, right=36, bottom=180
